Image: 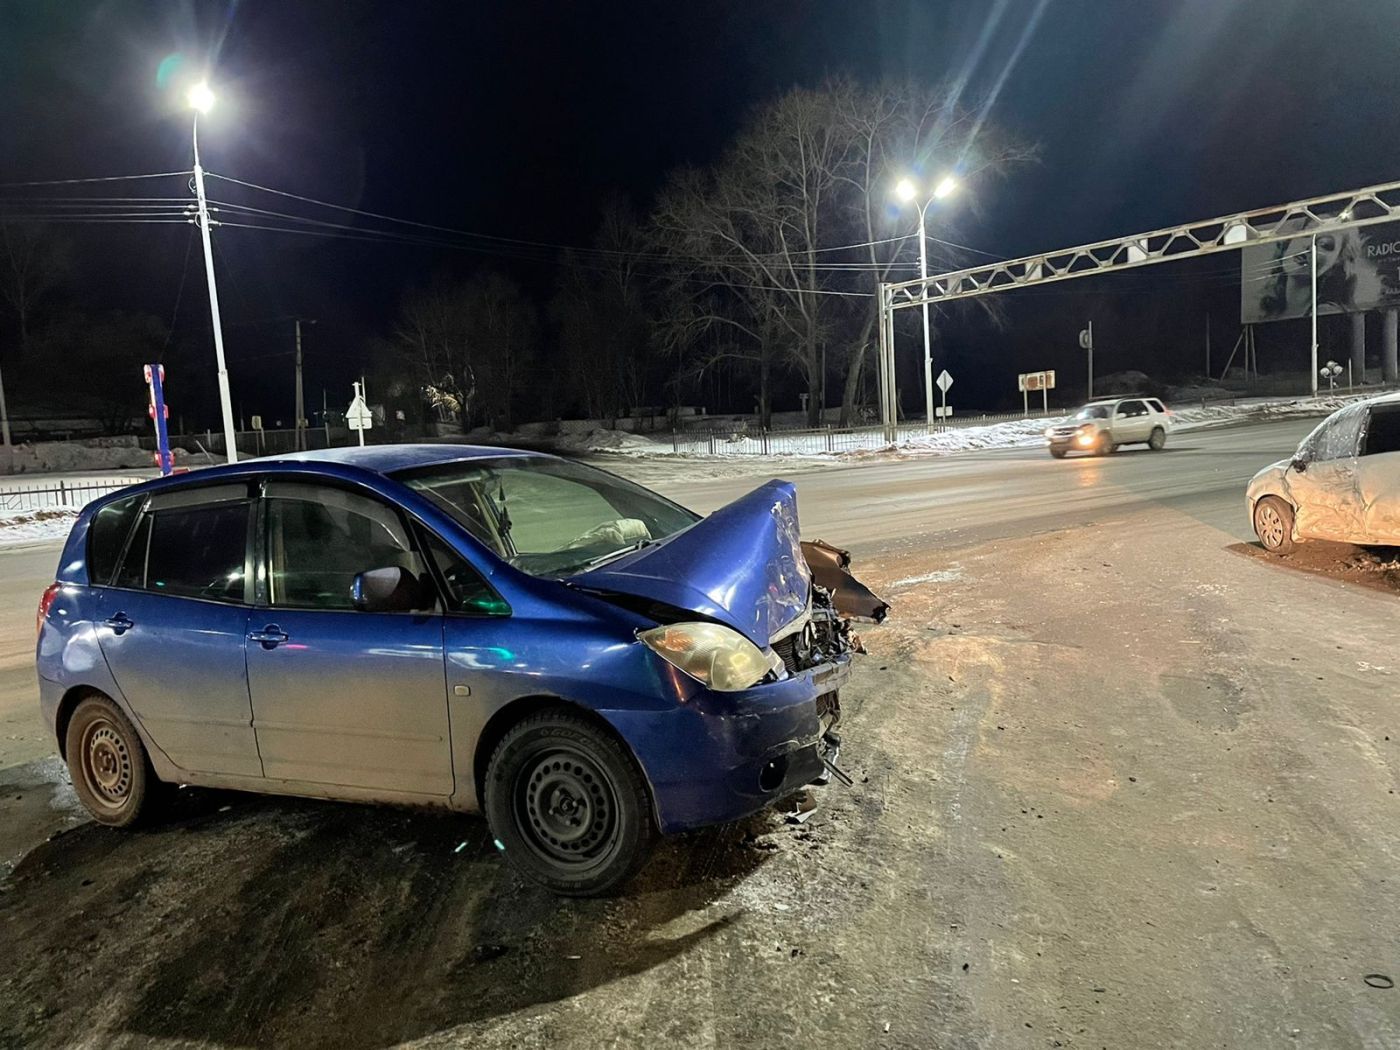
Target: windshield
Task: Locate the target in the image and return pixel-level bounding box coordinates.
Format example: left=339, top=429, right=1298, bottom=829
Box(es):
left=395, top=457, right=700, bottom=578
left=1073, top=404, right=1112, bottom=420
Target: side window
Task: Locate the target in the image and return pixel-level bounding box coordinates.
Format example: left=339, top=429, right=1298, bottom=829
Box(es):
left=1362, top=407, right=1400, bottom=456
left=113, top=513, right=152, bottom=590
left=143, top=502, right=251, bottom=603
left=1147, top=399, right=1167, bottom=414
left=1299, top=403, right=1367, bottom=463
left=419, top=529, right=510, bottom=616
left=88, top=494, right=142, bottom=585
left=266, top=485, right=430, bottom=611
left=1116, top=400, right=1144, bottom=417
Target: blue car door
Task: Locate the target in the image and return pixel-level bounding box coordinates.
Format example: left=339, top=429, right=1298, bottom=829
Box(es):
left=93, top=483, right=263, bottom=778
left=243, top=481, right=453, bottom=797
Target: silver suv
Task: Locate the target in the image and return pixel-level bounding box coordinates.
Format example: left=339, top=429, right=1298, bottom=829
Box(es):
left=1045, top=397, right=1172, bottom=458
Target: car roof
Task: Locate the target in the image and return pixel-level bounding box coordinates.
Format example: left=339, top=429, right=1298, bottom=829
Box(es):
left=261, top=443, right=550, bottom=473
left=101, top=444, right=554, bottom=504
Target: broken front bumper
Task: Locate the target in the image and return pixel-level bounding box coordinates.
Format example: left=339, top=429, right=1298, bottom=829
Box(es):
left=611, top=652, right=852, bottom=835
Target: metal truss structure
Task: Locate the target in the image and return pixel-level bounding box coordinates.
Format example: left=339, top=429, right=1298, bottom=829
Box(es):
left=877, top=179, right=1400, bottom=428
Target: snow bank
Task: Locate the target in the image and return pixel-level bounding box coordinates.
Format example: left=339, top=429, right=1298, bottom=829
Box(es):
left=6, top=440, right=156, bottom=473
left=553, top=428, right=668, bottom=453
left=0, top=508, right=79, bottom=548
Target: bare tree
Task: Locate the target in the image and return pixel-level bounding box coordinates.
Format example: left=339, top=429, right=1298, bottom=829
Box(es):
left=648, top=77, right=1036, bottom=427
left=390, top=271, right=537, bottom=433
left=552, top=197, right=654, bottom=424
left=0, top=223, right=71, bottom=354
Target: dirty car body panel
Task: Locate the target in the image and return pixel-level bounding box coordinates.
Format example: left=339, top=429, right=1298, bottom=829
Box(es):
left=36, top=446, right=880, bottom=869
left=1247, top=394, right=1400, bottom=547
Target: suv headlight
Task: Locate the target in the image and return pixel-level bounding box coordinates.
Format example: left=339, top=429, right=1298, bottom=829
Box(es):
left=639, top=622, right=780, bottom=691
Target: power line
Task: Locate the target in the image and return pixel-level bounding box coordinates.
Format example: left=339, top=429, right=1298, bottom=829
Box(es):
left=0, top=171, right=191, bottom=189
left=208, top=171, right=972, bottom=267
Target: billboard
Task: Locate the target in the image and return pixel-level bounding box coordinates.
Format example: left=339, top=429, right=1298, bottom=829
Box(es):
left=1242, top=220, right=1400, bottom=323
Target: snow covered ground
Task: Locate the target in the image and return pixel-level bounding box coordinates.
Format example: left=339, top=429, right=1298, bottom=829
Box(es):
left=0, top=473, right=147, bottom=549
left=568, top=392, right=1376, bottom=462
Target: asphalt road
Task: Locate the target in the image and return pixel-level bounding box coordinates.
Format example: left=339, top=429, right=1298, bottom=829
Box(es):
left=0, top=419, right=1307, bottom=769
left=4, top=417, right=1400, bottom=1049
left=636, top=418, right=1317, bottom=550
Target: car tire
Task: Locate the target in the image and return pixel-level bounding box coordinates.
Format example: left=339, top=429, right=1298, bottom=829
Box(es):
left=1096, top=433, right=1116, bottom=456
left=64, top=693, right=164, bottom=828
left=1149, top=426, right=1166, bottom=450
left=1253, top=496, right=1297, bottom=554
left=484, top=710, right=656, bottom=897
left=1049, top=447, right=1067, bottom=459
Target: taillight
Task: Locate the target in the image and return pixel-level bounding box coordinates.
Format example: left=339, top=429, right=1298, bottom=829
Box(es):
left=36, top=583, right=61, bottom=638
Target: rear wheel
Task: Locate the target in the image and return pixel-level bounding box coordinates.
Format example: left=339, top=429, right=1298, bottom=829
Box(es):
left=64, top=694, right=163, bottom=827
left=484, top=710, right=656, bottom=896
left=1148, top=426, right=1166, bottom=450
left=1253, top=496, right=1296, bottom=554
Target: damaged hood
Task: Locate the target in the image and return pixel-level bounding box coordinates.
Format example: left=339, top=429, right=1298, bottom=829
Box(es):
left=567, top=480, right=811, bottom=648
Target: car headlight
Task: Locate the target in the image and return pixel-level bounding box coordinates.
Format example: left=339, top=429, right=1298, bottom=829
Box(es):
left=1043, top=427, right=1055, bottom=438
left=639, top=622, right=780, bottom=691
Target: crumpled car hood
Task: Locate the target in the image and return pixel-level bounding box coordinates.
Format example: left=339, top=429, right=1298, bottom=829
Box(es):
left=567, top=480, right=811, bottom=648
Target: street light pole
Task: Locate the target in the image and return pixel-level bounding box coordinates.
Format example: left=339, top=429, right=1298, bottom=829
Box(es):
left=916, top=201, right=934, bottom=429
left=895, top=174, right=958, bottom=429
left=188, top=84, right=238, bottom=462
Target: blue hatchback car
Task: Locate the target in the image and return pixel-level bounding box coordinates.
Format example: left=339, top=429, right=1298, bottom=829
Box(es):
left=35, top=446, right=882, bottom=894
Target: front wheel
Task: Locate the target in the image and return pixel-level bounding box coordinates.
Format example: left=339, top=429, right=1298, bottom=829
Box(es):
left=484, top=710, right=656, bottom=896
left=1049, top=446, right=1067, bottom=459
left=1096, top=433, right=1117, bottom=456
left=1148, top=426, right=1166, bottom=450
left=1253, top=496, right=1297, bottom=554
left=64, top=694, right=164, bottom=827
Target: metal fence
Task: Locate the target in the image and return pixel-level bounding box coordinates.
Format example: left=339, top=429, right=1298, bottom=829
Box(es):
left=0, top=477, right=146, bottom=514
left=667, top=408, right=1064, bottom=456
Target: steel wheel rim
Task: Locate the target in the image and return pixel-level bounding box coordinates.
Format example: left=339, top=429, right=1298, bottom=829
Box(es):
left=81, top=717, right=132, bottom=809
left=514, top=747, right=621, bottom=869
left=1257, top=503, right=1286, bottom=549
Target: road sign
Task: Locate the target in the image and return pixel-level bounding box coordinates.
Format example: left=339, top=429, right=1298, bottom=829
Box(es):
left=347, top=381, right=373, bottom=446
left=934, top=405, right=952, bottom=418
left=936, top=369, right=953, bottom=393
left=346, top=400, right=372, bottom=429
left=1018, top=370, right=1056, bottom=392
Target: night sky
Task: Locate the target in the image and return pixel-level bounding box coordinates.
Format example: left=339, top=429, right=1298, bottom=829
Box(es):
left=4, top=0, right=1400, bottom=422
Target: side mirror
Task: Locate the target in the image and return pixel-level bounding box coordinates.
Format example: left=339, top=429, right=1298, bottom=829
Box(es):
left=1290, top=457, right=1308, bottom=474
left=351, top=566, right=432, bottom=613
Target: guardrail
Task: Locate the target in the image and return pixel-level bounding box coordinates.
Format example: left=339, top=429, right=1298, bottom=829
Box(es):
left=0, top=477, right=145, bottom=514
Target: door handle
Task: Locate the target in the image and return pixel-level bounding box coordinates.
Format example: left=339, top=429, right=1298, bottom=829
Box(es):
left=249, top=625, right=290, bottom=649
left=103, top=613, right=134, bottom=634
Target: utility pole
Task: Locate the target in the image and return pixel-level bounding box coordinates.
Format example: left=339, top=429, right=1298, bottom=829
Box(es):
left=0, top=357, right=11, bottom=474
left=1310, top=234, right=1319, bottom=397
left=1205, top=313, right=1211, bottom=378
left=189, top=100, right=239, bottom=462
left=294, top=319, right=315, bottom=451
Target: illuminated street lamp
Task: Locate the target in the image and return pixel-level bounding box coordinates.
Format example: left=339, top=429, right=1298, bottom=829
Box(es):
left=186, top=80, right=238, bottom=462
left=894, top=174, right=959, bottom=426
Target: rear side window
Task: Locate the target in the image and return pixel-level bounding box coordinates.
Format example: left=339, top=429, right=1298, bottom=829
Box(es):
left=1117, top=400, right=1147, bottom=417
left=118, top=502, right=251, bottom=603
left=87, top=495, right=142, bottom=585
left=1147, top=399, right=1167, bottom=414
left=1362, top=406, right=1400, bottom=456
